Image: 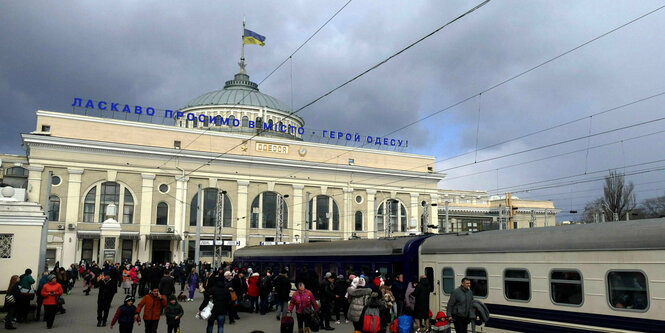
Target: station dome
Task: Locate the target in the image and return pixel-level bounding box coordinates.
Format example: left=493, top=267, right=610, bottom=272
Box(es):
left=184, top=72, right=291, bottom=112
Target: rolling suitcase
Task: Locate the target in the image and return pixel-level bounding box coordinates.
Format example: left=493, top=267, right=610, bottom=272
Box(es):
left=281, top=313, right=294, bottom=333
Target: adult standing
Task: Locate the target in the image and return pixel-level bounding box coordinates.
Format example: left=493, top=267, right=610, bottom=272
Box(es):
left=40, top=274, right=63, bottom=329
left=138, top=264, right=149, bottom=297
left=319, top=273, right=336, bottom=330
left=346, top=277, right=371, bottom=332
left=4, top=275, right=20, bottom=330
left=122, top=264, right=133, bottom=295
left=413, top=275, right=431, bottom=333
left=273, top=268, right=291, bottom=321
left=187, top=267, right=199, bottom=301
left=446, top=277, right=474, bottom=333
left=158, top=270, right=175, bottom=297
left=198, top=278, right=231, bottom=333
left=333, top=274, right=349, bottom=325
left=391, top=273, right=406, bottom=316
left=34, top=272, right=49, bottom=321
left=135, top=288, right=167, bottom=333
left=258, top=271, right=272, bottom=315
left=16, top=268, right=36, bottom=323
left=247, top=272, right=260, bottom=313
left=288, top=282, right=319, bottom=333
left=96, top=272, right=118, bottom=327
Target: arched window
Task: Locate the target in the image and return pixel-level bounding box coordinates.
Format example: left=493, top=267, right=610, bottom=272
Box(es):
left=228, top=115, right=235, bottom=128
left=376, top=200, right=408, bottom=233
left=4, top=166, right=27, bottom=176
left=156, top=202, right=168, bottom=225
left=81, top=182, right=135, bottom=223
left=355, top=211, right=363, bottom=231
left=250, top=192, right=288, bottom=229
left=203, top=115, right=209, bottom=127
left=242, top=116, right=249, bottom=127
left=256, top=117, right=263, bottom=129
left=189, top=188, right=232, bottom=227
left=307, top=195, right=340, bottom=230
left=48, top=195, right=60, bottom=221
left=277, top=121, right=283, bottom=132
left=215, top=115, right=222, bottom=127
left=192, top=116, right=198, bottom=128
left=268, top=119, right=274, bottom=129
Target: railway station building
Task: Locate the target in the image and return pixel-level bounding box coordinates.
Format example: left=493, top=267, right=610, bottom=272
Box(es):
left=2, top=68, right=558, bottom=267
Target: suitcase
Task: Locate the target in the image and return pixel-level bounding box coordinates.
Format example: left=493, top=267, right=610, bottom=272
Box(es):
left=281, top=313, right=294, bottom=333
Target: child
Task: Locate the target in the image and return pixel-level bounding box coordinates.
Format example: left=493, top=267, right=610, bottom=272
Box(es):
left=165, top=295, right=184, bottom=333
left=110, top=295, right=140, bottom=333
left=431, top=311, right=451, bottom=332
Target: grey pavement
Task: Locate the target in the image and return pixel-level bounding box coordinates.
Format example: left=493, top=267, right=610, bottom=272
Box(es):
left=3, top=284, right=356, bottom=333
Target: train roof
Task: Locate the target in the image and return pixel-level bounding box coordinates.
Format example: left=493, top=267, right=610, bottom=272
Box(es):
left=421, top=218, right=665, bottom=254
left=234, top=236, right=426, bottom=258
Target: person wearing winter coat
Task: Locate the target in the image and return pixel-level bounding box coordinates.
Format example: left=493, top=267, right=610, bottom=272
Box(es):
left=319, top=273, right=337, bottom=330
left=404, top=277, right=418, bottom=315
left=110, top=295, right=141, bottom=333
left=446, top=278, right=474, bottom=333
left=164, top=295, right=184, bottom=333
left=288, top=282, right=319, bottom=333
left=135, top=288, right=167, bottom=333
left=198, top=278, right=231, bottom=333
left=412, top=276, right=431, bottom=333
left=247, top=272, right=260, bottom=313
left=346, top=277, right=372, bottom=332
left=333, top=274, right=349, bottom=324
left=158, top=270, right=175, bottom=297
left=96, top=272, right=118, bottom=327
left=358, top=292, right=388, bottom=333
left=391, top=273, right=406, bottom=315
left=258, top=272, right=272, bottom=315
left=4, top=275, right=20, bottom=330
left=40, top=274, right=63, bottom=329
left=186, top=268, right=199, bottom=301
left=273, top=269, right=292, bottom=320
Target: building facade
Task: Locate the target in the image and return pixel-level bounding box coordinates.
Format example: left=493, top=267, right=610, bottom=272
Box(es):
left=10, top=70, right=557, bottom=266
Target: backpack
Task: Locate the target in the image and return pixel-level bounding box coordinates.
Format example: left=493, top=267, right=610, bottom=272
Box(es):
left=397, top=314, right=413, bottom=333
left=362, top=307, right=381, bottom=333
left=260, top=276, right=269, bottom=289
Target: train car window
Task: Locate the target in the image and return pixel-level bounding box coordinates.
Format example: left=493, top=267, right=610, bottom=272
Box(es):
left=361, top=265, right=370, bottom=276
left=442, top=267, right=455, bottom=295
left=607, top=271, right=648, bottom=311
left=289, top=264, right=296, bottom=280
left=329, top=264, right=338, bottom=276
left=466, top=268, right=488, bottom=298
left=550, top=270, right=583, bottom=306
left=425, top=267, right=434, bottom=292
left=504, top=269, right=530, bottom=301
left=315, top=264, right=323, bottom=282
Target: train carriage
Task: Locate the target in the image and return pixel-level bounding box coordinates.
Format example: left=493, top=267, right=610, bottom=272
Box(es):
left=419, top=218, right=665, bottom=332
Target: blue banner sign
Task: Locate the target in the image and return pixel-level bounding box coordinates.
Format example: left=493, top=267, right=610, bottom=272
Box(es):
left=72, top=97, right=408, bottom=148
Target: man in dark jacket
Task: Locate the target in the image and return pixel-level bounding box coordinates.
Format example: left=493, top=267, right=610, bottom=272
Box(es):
left=320, top=273, right=337, bottom=330
left=273, top=269, right=292, bottom=321
left=333, top=274, right=349, bottom=324
left=95, top=272, right=118, bottom=327
left=199, top=279, right=231, bottom=333
left=258, top=272, right=272, bottom=315
left=232, top=272, right=247, bottom=297
left=412, top=276, right=431, bottom=333
left=159, top=270, right=175, bottom=297
left=391, top=273, right=406, bottom=315
left=446, top=277, right=474, bottom=333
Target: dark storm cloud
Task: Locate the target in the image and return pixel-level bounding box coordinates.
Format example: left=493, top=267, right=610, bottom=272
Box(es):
left=2, top=1, right=665, bottom=218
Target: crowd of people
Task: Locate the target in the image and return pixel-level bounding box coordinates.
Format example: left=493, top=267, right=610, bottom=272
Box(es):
left=3, top=260, right=478, bottom=333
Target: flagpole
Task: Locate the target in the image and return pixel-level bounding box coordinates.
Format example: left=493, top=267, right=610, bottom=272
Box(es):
left=239, top=17, right=246, bottom=73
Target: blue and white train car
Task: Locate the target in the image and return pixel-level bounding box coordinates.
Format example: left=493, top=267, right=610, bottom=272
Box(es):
left=419, top=218, right=665, bottom=332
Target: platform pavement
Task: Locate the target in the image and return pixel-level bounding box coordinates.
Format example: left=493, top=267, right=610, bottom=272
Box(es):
left=3, top=284, right=356, bottom=332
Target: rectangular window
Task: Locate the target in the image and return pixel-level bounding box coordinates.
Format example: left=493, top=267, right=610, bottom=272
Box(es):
left=81, top=239, right=94, bottom=262
left=442, top=267, right=455, bottom=295
left=505, top=269, right=530, bottom=301
left=0, top=234, right=13, bottom=258
left=466, top=268, right=488, bottom=298
left=425, top=267, right=434, bottom=292
left=121, top=239, right=133, bottom=263
left=608, top=271, right=648, bottom=311
left=45, top=249, right=56, bottom=270
left=550, top=270, right=583, bottom=306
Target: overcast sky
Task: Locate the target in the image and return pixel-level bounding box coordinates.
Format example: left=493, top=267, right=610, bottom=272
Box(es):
left=2, top=0, right=665, bottom=221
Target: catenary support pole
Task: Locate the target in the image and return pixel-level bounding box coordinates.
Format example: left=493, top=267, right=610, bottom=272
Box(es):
left=38, top=171, right=53, bottom=277
left=194, top=185, right=202, bottom=271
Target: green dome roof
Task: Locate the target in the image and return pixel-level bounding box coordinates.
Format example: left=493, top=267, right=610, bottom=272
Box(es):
left=184, top=73, right=291, bottom=112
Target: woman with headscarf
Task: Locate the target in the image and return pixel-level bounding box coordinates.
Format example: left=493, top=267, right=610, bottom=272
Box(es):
left=347, top=277, right=371, bottom=333
left=41, top=274, right=63, bottom=329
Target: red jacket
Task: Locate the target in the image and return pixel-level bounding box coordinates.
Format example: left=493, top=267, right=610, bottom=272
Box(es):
left=288, top=289, right=318, bottom=314
left=136, top=294, right=167, bottom=321
left=247, top=275, right=259, bottom=297
left=40, top=281, right=63, bottom=305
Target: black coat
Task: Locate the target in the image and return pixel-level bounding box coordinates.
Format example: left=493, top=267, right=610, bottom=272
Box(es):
left=199, top=281, right=231, bottom=316
left=412, top=278, right=430, bottom=320
left=273, top=274, right=292, bottom=302
left=96, top=279, right=117, bottom=302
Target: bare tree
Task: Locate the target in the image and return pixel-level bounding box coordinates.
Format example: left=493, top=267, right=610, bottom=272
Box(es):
left=583, top=171, right=636, bottom=222
left=638, top=193, right=665, bottom=218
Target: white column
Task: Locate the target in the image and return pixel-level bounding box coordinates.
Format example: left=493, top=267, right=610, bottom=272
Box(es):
left=62, top=168, right=84, bottom=265
left=366, top=190, right=376, bottom=239
left=26, top=165, right=44, bottom=203
left=409, top=193, right=419, bottom=232
left=292, top=185, right=304, bottom=243
left=173, top=176, right=188, bottom=263
left=138, top=173, right=155, bottom=262
left=430, top=194, right=440, bottom=231
left=343, top=188, right=354, bottom=239
left=236, top=181, right=249, bottom=248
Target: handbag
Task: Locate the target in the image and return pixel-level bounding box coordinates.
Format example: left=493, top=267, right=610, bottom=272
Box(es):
left=56, top=296, right=65, bottom=305
left=200, top=300, right=214, bottom=320
left=199, top=283, right=205, bottom=293
left=4, top=294, right=15, bottom=306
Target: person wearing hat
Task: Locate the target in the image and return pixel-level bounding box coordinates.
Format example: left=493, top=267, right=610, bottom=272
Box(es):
left=333, top=274, right=349, bottom=325
left=110, top=295, right=140, bottom=333
left=40, top=274, right=63, bottom=329
left=319, top=273, right=336, bottom=330
left=164, top=295, right=184, bottom=333
left=431, top=311, right=451, bottom=332
left=273, top=268, right=292, bottom=321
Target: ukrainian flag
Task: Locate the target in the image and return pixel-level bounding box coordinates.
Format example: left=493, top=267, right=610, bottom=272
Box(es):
left=243, top=29, right=266, bottom=46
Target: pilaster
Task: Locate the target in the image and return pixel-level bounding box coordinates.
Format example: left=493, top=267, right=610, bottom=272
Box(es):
left=62, top=168, right=84, bottom=265
left=26, top=165, right=44, bottom=203
left=236, top=180, right=250, bottom=248
left=410, top=193, right=419, bottom=232
left=366, top=189, right=376, bottom=239
left=138, top=173, right=155, bottom=262
left=292, top=185, right=304, bottom=243
left=343, top=188, right=354, bottom=239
